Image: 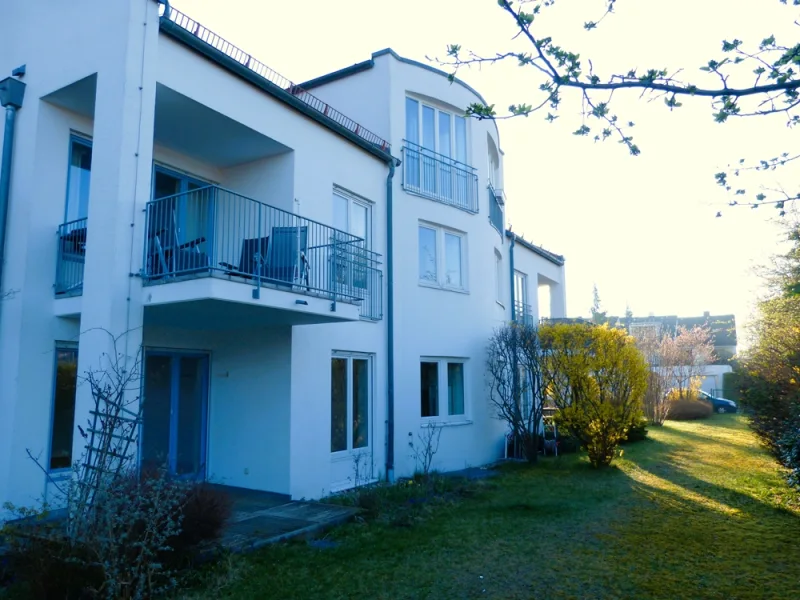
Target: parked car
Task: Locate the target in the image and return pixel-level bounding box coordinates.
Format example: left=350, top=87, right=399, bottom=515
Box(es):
left=698, top=390, right=738, bottom=414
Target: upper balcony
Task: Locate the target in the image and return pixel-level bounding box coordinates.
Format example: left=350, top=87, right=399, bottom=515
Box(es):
left=513, top=301, right=535, bottom=327
left=140, top=186, right=382, bottom=322
left=488, top=183, right=504, bottom=233
left=401, top=140, right=478, bottom=213
left=54, top=187, right=383, bottom=324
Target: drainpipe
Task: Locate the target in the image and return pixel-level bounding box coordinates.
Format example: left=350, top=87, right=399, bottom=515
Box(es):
left=0, top=71, right=27, bottom=302
left=508, top=230, right=515, bottom=322
left=385, top=156, right=399, bottom=483
left=508, top=230, right=519, bottom=447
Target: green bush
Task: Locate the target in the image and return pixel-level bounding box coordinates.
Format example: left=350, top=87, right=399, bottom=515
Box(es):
left=668, top=397, right=713, bottom=420
left=542, top=324, right=648, bottom=468
left=622, top=417, right=650, bottom=443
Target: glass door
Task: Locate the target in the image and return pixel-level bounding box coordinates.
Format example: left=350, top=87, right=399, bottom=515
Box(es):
left=141, top=352, right=208, bottom=478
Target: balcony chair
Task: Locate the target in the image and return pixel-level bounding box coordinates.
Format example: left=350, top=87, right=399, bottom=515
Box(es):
left=146, top=206, right=209, bottom=278
left=220, top=226, right=309, bottom=290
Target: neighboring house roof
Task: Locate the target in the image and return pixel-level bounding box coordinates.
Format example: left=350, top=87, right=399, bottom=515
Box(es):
left=602, top=313, right=737, bottom=347
left=158, top=7, right=394, bottom=163
left=298, top=48, right=489, bottom=106
left=505, top=231, right=565, bottom=266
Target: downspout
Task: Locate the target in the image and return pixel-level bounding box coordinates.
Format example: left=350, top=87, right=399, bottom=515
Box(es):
left=508, top=230, right=520, bottom=455
left=508, top=231, right=515, bottom=322
left=0, top=71, right=27, bottom=303
left=385, top=156, right=399, bottom=483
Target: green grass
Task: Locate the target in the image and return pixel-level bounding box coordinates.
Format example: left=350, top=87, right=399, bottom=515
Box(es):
left=184, top=416, right=800, bottom=600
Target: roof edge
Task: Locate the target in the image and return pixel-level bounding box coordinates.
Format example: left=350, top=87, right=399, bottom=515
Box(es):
left=299, top=58, right=375, bottom=90
left=159, top=18, right=394, bottom=164
left=371, top=48, right=488, bottom=105
left=506, top=230, right=565, bottom=266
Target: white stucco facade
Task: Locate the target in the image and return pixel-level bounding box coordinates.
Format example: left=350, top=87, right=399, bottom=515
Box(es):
left=0, top=1, right=566, bottom=514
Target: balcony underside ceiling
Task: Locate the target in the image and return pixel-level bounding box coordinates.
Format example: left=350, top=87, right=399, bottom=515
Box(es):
left=154, top=84, right=290, bottom=167
left=143, top=298, right=350, bottom=330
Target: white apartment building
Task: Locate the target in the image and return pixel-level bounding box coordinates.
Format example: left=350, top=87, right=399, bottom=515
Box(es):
left=0, top=0, right=566, bottom=513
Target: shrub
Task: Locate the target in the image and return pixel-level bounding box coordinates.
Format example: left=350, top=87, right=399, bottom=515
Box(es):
left=622, top=417, right=650, bottom=443
left=541, top=323, right=648, bottom=468
left=1, top=474, right=232, bottom=599
left=668, top=394, right=713, bottom=420
left=170, top=483, right=233, bottom=566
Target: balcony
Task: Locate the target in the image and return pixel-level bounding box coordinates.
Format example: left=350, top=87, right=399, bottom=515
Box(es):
left=142, top=186, right=382, bottom=322
left=488, top=184, right=504, bottom=232
left=401, top=140, right=478, bottom=213
left=514, top=301, right=534, bottom=327
left=55, top=218, right=87, bottom=297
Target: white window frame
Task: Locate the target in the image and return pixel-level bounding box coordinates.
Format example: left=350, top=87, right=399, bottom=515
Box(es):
left=405, top=97, right=468, bottom=163
left=495, top=250, right=504, bottom=306
left=331, top=352, right=374, bottom=459
left=332, top=187, right=373, bottom=249
left=420, top=357, right=469, bottom=423
left=418, top=222, right=468, bottom=292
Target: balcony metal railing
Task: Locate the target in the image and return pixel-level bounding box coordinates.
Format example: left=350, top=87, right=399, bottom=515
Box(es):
left=401, top=140, right=479, bottom=213
left=142, top=186, right=383, bottom=321
left=55, top=218, right=87, bottom=297
left=514, top=301, right=534, bottom=327
left=489, top=184, right=504, bottom=232
left=162, top=7, right=390, bottom=153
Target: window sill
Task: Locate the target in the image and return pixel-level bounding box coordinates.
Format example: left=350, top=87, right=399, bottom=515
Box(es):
left=47, top=469, right=72, bottom=479
left=418, top=280, right=469, bottom=295
left=420, top=419, right=473, bottom=428
left=331, top=448, right=372, bottom=463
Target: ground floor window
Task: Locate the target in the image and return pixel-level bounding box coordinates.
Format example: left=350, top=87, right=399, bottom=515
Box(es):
left=49, top=346, right=79, bottom=470
left=420, top=358, right=467, bottom=420
left=331, top=354, right=372, bottom=453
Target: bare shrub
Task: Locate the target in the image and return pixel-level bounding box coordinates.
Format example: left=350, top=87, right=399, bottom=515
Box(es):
left=487, top=323, right=547, bottom=463
left=408, top=423, right=443, bottom=481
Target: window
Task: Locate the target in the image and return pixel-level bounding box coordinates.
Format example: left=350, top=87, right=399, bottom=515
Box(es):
left=333, top=189, right=374, bottom=293
left=515, top=270, right=531, bottom=324
left=404, top=98, right=475, bottom=211
left=418, top=223, right=466, bottom=291
left=331, top=354, right=372, bottom=453
left=420, top=361, right=439, bottom=417
left=149, top=165, right=214, bottom=257
left=332, top=189, right=372, bottom=249
left=519, top=366, right=534, bottom=418
left=495, top=250, right=503, bottom=304
left=406, top=99, right=467, bottom=162
left=421, top=358, right=467, bottom=419
left=65, top=136, right=92, bottom=223
left=49, top=346, right=78, bottom=470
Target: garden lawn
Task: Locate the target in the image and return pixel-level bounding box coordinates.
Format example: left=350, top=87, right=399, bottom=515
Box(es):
left=185, top=416, right=800, bottom=600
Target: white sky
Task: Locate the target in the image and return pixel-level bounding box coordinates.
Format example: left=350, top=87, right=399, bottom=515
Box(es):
left=177, top=0, right=797, bottom=338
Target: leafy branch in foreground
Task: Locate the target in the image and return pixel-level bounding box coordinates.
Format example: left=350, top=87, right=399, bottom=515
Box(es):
left=440, top=0, right=800, bottom=214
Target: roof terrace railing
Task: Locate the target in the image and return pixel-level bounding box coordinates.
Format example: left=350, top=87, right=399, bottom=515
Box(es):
left=163, top=7, right=391, bottom=153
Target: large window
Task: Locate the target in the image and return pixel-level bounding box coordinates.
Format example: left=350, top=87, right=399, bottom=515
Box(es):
left=333, top=189, right=374, bottom=296
left=49, top=346, right=79, bottom=470
left=406, top=98, right=467, bottom=163
left=64, top=136, right=92, bottom=223
left=420, top=358, right=467, bottom=419
left=331, top=354, right=372, bottom=453
left=418, top=223, right=466, bottom=291
left=404, top=98, right=476, bottom=211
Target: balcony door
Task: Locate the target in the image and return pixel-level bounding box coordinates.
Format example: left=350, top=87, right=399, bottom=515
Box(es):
left=141, top=351, right=208, bottom=478
left=148, top=166, right=214, bottom=276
